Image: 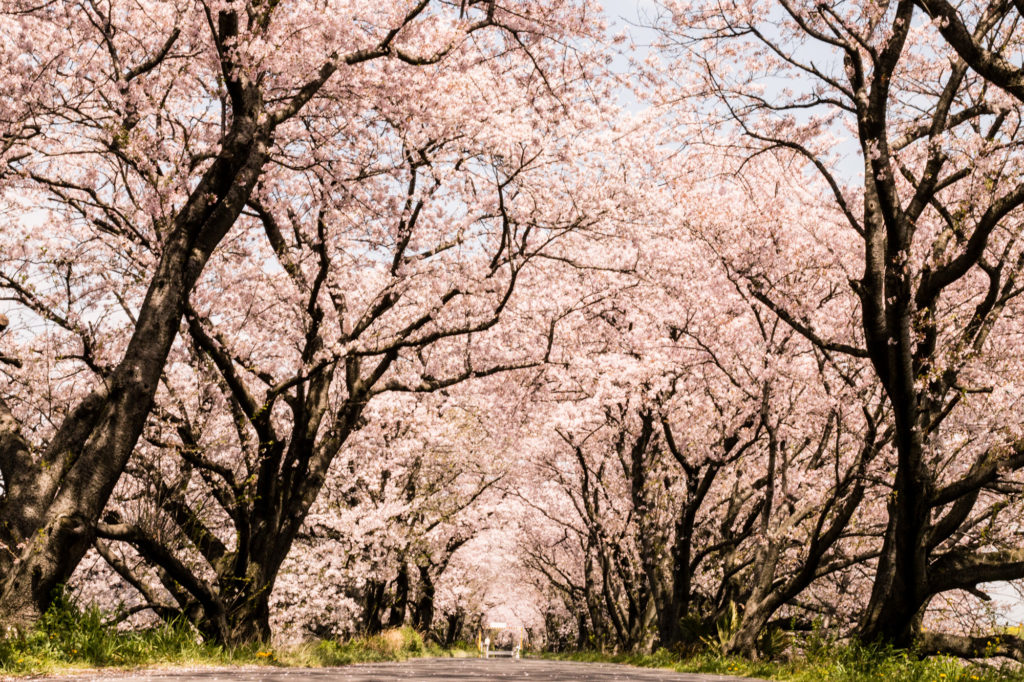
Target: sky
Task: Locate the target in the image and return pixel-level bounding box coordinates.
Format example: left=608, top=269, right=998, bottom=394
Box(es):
left=601, top=0, right=661, bottom=27
left=601, top=0, right=660, bottom=70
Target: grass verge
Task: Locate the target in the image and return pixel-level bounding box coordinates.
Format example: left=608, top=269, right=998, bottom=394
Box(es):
left=0, top=594, right=469, bottom=677
left=4, top=597, right=1021, bottom=680
left=538, top=642, right=1021, bottom=681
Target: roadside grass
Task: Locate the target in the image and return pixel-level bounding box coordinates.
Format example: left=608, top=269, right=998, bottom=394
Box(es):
left=0, top=594, right=469, bottom=677
left=3, top=597, right=1021, bottom=680
left=538, top=641, right=1021, bottom=681
left=279, top=627, right=472, bottom=667
left=0, top=595, right=233, bottom=676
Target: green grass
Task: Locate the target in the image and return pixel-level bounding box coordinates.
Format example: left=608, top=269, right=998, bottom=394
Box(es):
left=537, top=641, right=1021, bottom=681
left=279, top=628, right=474, bottom=667
left=0, top=593, right=471, bottom=676
left=0, top=595, right=233, bottom=675
left=4, top=597, right=1021, bottom=680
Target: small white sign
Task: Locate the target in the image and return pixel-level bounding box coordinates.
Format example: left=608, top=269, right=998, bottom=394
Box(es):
left=488, top=622, right=507, bottom=629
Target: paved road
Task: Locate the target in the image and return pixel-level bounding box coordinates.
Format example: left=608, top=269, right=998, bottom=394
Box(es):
left=26, top=659, right=767, bottom=682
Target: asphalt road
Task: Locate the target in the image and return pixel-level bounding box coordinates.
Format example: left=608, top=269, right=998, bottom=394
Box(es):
left=26, top=659, right=768, bottom=682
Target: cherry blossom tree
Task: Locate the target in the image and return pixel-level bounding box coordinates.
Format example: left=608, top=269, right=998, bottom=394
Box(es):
left=913, top=0, right=1024, bottom=105
left=64, top=13, right=619, bottom=641
left=268, top=385, right=518, bottom=641
left=9, top=0, right=1024, bottom=660
left=511, top=152, right=890, bottom=655
left=654, top=0, right=1024, bottom=653
left=0, top=0, right=603, bottom=634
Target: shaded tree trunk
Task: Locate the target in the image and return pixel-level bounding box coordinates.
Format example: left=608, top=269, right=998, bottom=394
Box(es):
left=388, top=564, right=410, bottom=628
left=412, top=564, right=435, bottom=634
left=442, top=610, right=464, bottom=647
left=362, top=580, right=388, bottom=635
left=0, top=107, right=272, bottom=630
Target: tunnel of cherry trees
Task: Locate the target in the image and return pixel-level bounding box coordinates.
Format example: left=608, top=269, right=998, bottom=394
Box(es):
left=3, top=0, right=1024, bottom=664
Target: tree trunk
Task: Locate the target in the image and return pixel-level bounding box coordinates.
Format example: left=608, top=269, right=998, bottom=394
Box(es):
left=660, top=485, right=701, bottom=648
left=724, top=600, right=772, bottom=658
left=226, top=595, right=272, bottom=645
left=575, top=611, right=590, bottom=650
left=858, top=406, right=930, bottom=645
left=0, top=111, right=271, bottom=632
left=858, top=516, right=927, bottom=645
left=362, top=580, right=387, bottom=635
left=412, top=565, right=435, bottom=634
left=388, top=564, right=410, bottom=628
left=442, top=610, right=464, bottom=647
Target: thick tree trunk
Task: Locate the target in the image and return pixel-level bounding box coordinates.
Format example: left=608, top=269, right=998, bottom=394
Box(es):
left=226, top=595, right=272, bottom=645
left=0, top=112, right=271, bottom=632
left=857, top=524, right=926, bottom=645
left=442, top=610, right=464, bottom=647
left=634, top=592, right=659, bottom=654
left=575, top=611, right=590, bottom=650
left=659, top=487, right=701, bottom=648
left=724, top=598, right=775, bottom=658
left=858, top=409, right=930, bottom=645
left=725, top=612, right=766, bottom=659
left=724, top=541, right=780, bottom=658
left=0, top=397, right=50, bottom=632
left=583, top=554, right=609, bottom=650
left=412, top=565, right=435, bottom=634
left=362, top=580, right=387, bottom=635
left=388, top=564, right=410, bottom=628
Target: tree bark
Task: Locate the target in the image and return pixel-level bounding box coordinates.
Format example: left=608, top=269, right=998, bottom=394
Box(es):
left=412, top=564, right=435, bottom=634
left=0, top=111, right=272, bottom=630
left=388, top=564, right=410, bottom=628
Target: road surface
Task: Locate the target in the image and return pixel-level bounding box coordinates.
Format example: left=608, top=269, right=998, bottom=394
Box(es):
left=24, top=659, right=768, bottom=681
